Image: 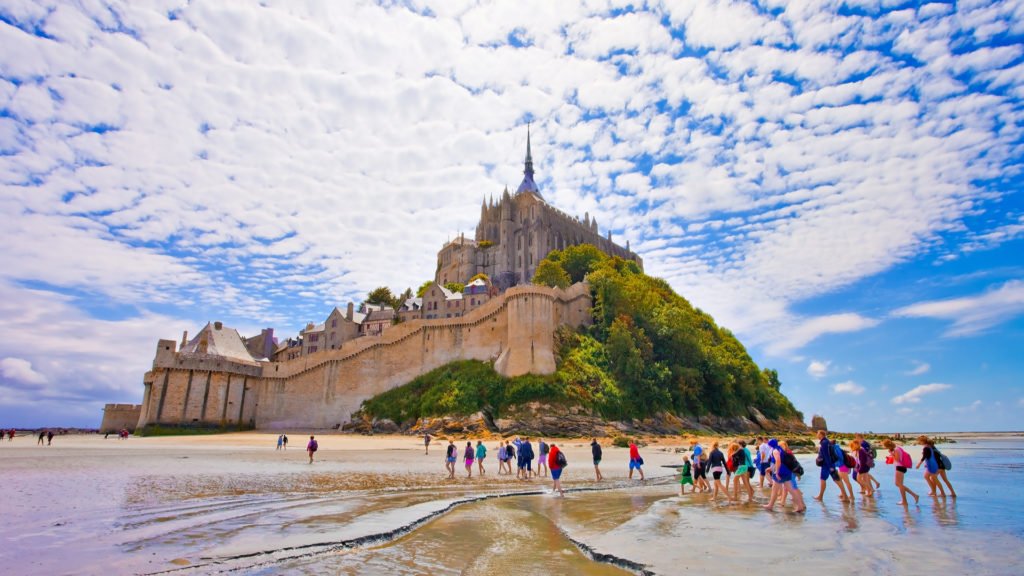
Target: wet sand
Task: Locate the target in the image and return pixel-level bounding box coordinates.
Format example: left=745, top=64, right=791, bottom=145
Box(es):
left=2, top=432, right=1021, bottom=575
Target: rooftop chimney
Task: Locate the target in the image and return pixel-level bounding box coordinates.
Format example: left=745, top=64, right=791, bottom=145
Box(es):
left=214, top=321, right=223, bottom=330
left=346, top=302, right=354, bottom=321
left=181, top=330, right=188, bottom=348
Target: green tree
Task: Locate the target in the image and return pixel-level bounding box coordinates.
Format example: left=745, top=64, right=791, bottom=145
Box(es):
left=367, top=286, right=399, bottom=309
left=444, top=282, right=465, bottom=293
left=416, top=281, right=433, bottom=298
left=532, top=259, right=571, bottom=288
left=560, top=243, right=606, bottom=283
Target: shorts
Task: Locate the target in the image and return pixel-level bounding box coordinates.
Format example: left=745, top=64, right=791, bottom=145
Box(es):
left=896, top=465, right=908, bottom=473
left=694, top=464, right=707, bottom=479
left=552, top=468, right=563, bottom=480
left=789, top=478, right=799, bottom=490
left=926, top=460, right=938, bottom=474
left=446, top=457, right=456, bottom=463
left=629, top=459, right=643, bottom=470
left=820, top=467, right=833, bottom=481
left=839, top=465, right=850, bottom=474
left=709, top=466, right=724, bottom=480
left=593, top=458, right=602, bottom=466
left=681, top=475, right=693, bottom=485
left=465, top=458, right=474, bottom=466
left=526, top=459, right=533, bottom=471
left=735, top=465, right=748, bottom=476
left=758, top=462, right=770, bottom=475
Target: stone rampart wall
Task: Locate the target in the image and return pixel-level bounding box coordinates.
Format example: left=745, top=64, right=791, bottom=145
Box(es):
left=100, top=404, right=142, bottom=432
left=137, top=283, right=592, bottom=430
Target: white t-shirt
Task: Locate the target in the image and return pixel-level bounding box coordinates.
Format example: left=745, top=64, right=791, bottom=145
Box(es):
left=758, top=442, right=771, bottom=462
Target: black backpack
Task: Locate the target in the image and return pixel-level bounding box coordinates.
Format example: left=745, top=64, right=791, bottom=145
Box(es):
left=556, top=451, right=567, bottom=468
left=782, top=450, right=803, bottom=477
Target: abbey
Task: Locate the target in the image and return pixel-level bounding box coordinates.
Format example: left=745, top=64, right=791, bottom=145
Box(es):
left=116, top=131, right=640, bottom=432
left=436, top=128, right=642, bottom=289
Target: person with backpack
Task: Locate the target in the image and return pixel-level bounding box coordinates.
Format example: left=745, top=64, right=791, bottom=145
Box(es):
left=519, top=437, right=535, bottom=480
left=730, top=441, right=754, bottom=502
left=504, top=440, right=515, bottom=476
left=757, top=436, right=773, bottom=489
left=926, top=437, right=956, bottom=497
left=628, top=439, right=645, bottom=481
left=814, top=430, right=850, bottom=503
left=764, top=438, right=805, bottom=513
left=537, top=439, right=549, bottom=478
left=475, top=440, right=487, bottom=476
left=916, top=435, right=944, bottom=497
left=834, top=440, right=856, bottom=502
left=548, top=443, right=567, bottom=496
left=849, top=439, right=876, bottom=500
left=882, top=438, right=920, bottom=505
left=591, top=438, right=604, bottom=481
left=445, top=439, right=457, bottom=479
left=463, top=441, right=475, bottom=478
left=855, top=433, right=882, bottom=491
left=306, top=435, right=318, bottom=464
left=689, top=439, right=709, bottom=492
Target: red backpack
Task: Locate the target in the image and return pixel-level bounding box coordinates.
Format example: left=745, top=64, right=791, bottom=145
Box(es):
left=896, top=447, right=912, bottom=468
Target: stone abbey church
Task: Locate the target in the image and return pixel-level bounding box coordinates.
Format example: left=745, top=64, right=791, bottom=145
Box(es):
left=104, top=130, right=643, bottom=432
left=436, top=129, right=642, bottom=289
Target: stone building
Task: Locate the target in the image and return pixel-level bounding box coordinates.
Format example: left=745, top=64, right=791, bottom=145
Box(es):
left=421, top=282, right=462, bottom=320
left=398, top=297, right=422, bottom=323
left=435, top=128, right=642, bottom=290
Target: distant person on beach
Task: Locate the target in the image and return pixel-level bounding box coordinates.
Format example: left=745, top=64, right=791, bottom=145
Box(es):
left=628, top=439, right=645, bottom=481
left=757, top=437, right=772, bottom=488
left=690, top=439, right=708, bottom=492
left=916, top=435, right=944, bottom=497
left=504, top=441, right=515, bottom=476
left=537, top=439, right=549, bottom=478
left=882, top=438, right=919, bottom=505
left=814, top=430, right=850, bottom=503
left=926, top=438, right=956, bottom=497
left=855, top=433, right=881, bottom=491
left=306, top=435, right=318, bottom=464
left=548, top=443, right=566, bottom=496
left=591, top=438, right=603, bottom=481
left=680, top=454, right=694, bottom=494
left=520, top=438, right=535, bottom=480
left=8, top=428, right=14, bottom=441
left=475, top=440, right=487, bottom=475
left=850, top=440, right=875, bottom=500
left=445, top=440, right=457, bottom=479
left=47, top=430, right=53, bottom=445
left=464, top=441, right=475, bottom=478
left=707, top=441, right=731, bottom=501
left=424, top=433, right=431, bottom=455
left=282, top=434, right=288, bottom=450
left=277, top=435, right=284, bottom=450
left=38, top=430, right=45, bottom=445
left=732, top=441, right=755, bottom=502
left=833, top=440, right=856, bottom=501
left=497, top=441, right=508, bottom=475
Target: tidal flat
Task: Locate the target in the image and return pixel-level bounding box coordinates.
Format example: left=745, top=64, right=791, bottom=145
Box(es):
left=1, top=433, right=1021, bottom=575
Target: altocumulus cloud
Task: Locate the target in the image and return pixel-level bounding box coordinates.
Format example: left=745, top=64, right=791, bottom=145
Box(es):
left=891, top=383, right=953, bottom=405
left=892, top=280, right=1024, bottom=337
left=831, top=381, right=865, bottom=395
left=0, top=1, right=1022, bottom=424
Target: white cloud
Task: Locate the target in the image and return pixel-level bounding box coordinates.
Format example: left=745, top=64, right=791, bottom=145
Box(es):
left=954, top=400, right=982, bottom=413
left=892, top=280, right=1024, bottom=337
left=764, top=313, right=880, bottom=355
left=0, top=357, right=47, bottom=385
left=891, top=383, right=952, bottom=405
left=906, top=362, right=931, bottom=376
left=807, top=360, right=830, bottom=378
left=832, top=381, right=865, bottom=395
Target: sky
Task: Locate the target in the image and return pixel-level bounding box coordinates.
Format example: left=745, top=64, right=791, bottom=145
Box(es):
left=1, top=0, right=1022, bottom=431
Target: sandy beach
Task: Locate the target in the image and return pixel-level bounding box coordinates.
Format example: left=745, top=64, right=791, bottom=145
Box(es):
left=3, top=431, right=1022, bottom=575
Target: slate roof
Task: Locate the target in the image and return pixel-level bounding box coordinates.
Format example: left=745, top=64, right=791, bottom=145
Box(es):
left=180, top=322, right=260, bottom=365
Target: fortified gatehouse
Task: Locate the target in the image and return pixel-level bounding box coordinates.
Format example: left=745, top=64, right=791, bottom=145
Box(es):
left=136, top=283, right=592, bottom=431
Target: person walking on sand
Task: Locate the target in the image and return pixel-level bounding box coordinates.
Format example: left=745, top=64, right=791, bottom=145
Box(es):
left=282, top=434, right=288, bottom=450
left=680, top=454, right=695, bottom=494
left=38, top=431, right=45, bottom=445
left=731, top=441, right=755, bottom=502
left=306, top=435, right=318, bottom=464
left=277, top=434, right=284, bottom=450
left=708, top=441, right=733, bottom=501
left=916, top=435, right=944, bottom=497
left=855, top=433, right=881, bottom=491
left=757, top=436, right=773, bottom=488
left=882, top=438, right=919, bottom=505
left=424, top=433, right=431, bottom=455
left=537, top=439, right=549, bottom=478
left=476, top=440, right=487, bottom=475
left=927, top=438, right=957, bottom=497
left=445, top=440, right=457, bottom=479
left=520, top=437, right=535, bottom=480
left=591, top=438, right=603, bottom=481
left=690, top=439, right=709, bottom=492
left=814, top=430, right=849, bottom=503
left=464, top=441, right=475, bottom=478
left=505, top=440, right=516, bottom=476
left=834, top=440, right=856, bottom=503
left=497, top=441, right=508, bottom=475
left=764, top=439, right=805, bottom=513
left=47, top=430, right=53, bottom=445
left=628, top=439, right=645, bottom=481
left=549, top=443, right=566, bottom=496
left=850, top=439, right=875, bottom=500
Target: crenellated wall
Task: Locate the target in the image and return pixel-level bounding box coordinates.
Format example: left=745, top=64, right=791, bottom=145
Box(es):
left=137, top=283, right=592, bottom=431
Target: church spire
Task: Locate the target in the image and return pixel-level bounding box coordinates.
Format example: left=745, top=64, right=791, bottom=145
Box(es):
left=515, top=123, right=541, bottom=198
